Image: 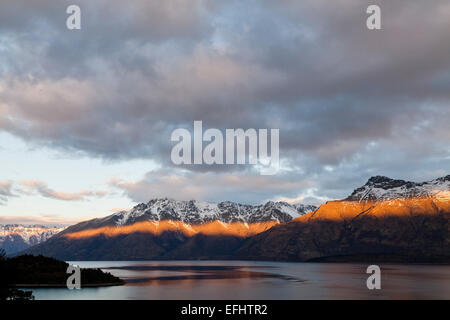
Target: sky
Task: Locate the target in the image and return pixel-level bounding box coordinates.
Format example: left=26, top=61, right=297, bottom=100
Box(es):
left=1, top=0, right=450, bottom=225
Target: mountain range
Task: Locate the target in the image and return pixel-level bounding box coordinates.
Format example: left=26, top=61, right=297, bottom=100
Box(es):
left=0, top=225, right=64, bottom=254
left=19, top=175, right=450, bottom=262
left=21, top=200, right=316, bottom=260
left=69, top=199, right=316, bottom=229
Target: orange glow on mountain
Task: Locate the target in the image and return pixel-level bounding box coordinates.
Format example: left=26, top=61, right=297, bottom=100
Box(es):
left=64, top=220, right=279, bottom=240
left=64, top=196, right=450, bottom=240
left=296, top=196, right=450, bottom=222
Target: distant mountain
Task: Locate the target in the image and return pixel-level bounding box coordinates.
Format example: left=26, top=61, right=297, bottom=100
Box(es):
left=22, top=199, right=316, bottom=260
left=0, top=225, right=64, bottom=254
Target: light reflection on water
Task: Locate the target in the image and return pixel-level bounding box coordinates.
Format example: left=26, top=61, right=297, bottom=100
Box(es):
left=26, top=261, right=450, bottom=300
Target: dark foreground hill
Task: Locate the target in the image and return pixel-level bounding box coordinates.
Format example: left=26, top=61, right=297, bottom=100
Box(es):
left=7, top=254, right=124, bottom=286
left=0, top=251, right=124, bottom=300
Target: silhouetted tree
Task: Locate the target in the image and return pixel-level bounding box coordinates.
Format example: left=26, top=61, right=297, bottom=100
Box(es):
left=0, top=248, right=34, bottom=300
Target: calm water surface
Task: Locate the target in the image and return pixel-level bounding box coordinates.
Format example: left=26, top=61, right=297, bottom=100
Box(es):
left=27, top=261, right=450, bottom=299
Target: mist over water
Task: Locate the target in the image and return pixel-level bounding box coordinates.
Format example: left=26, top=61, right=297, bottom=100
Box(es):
left=26, top=261, right=450, bottom=300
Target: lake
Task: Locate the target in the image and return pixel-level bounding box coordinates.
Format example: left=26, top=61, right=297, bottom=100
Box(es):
left=26, top=260, right=450, bottom=300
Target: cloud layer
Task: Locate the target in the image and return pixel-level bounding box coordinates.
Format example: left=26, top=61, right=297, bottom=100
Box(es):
left=0, top=180, right=108, bottom=203
left=1, top=0, right=450, bottom=203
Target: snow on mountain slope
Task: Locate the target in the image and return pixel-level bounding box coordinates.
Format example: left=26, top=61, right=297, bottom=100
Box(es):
left=113, top=199, right=317, bottom=226
left=0, top=224, right=64, bottom=254
left=64, top=199, right=318, bottom=232
left=293, top=203, right=319, bottom=215
left=346, top=175, right=450, bottom=202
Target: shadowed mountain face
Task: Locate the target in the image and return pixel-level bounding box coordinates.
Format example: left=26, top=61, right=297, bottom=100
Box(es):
left=23, top=232, right=246, bottom=261
left=23, top=176, right=450, bottom=262
left=237, top=176, right=450, bottom=263
left=237, top=200, right=450, bottom=262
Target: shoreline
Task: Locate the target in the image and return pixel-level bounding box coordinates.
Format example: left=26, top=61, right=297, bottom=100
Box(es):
left=14, top=282, right=124, bottom=288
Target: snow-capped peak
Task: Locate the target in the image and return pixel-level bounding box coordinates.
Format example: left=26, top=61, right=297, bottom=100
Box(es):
left=112, top=198, right=317, bottom=226
left=293, top=203, right=319, bottom=215
left=346, top=175, right=450, bottom=202
left=0, top=224, right=65, bottom=254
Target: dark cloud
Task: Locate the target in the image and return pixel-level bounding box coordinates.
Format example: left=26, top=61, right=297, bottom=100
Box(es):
left=1, top=0, right=450, bottom=202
